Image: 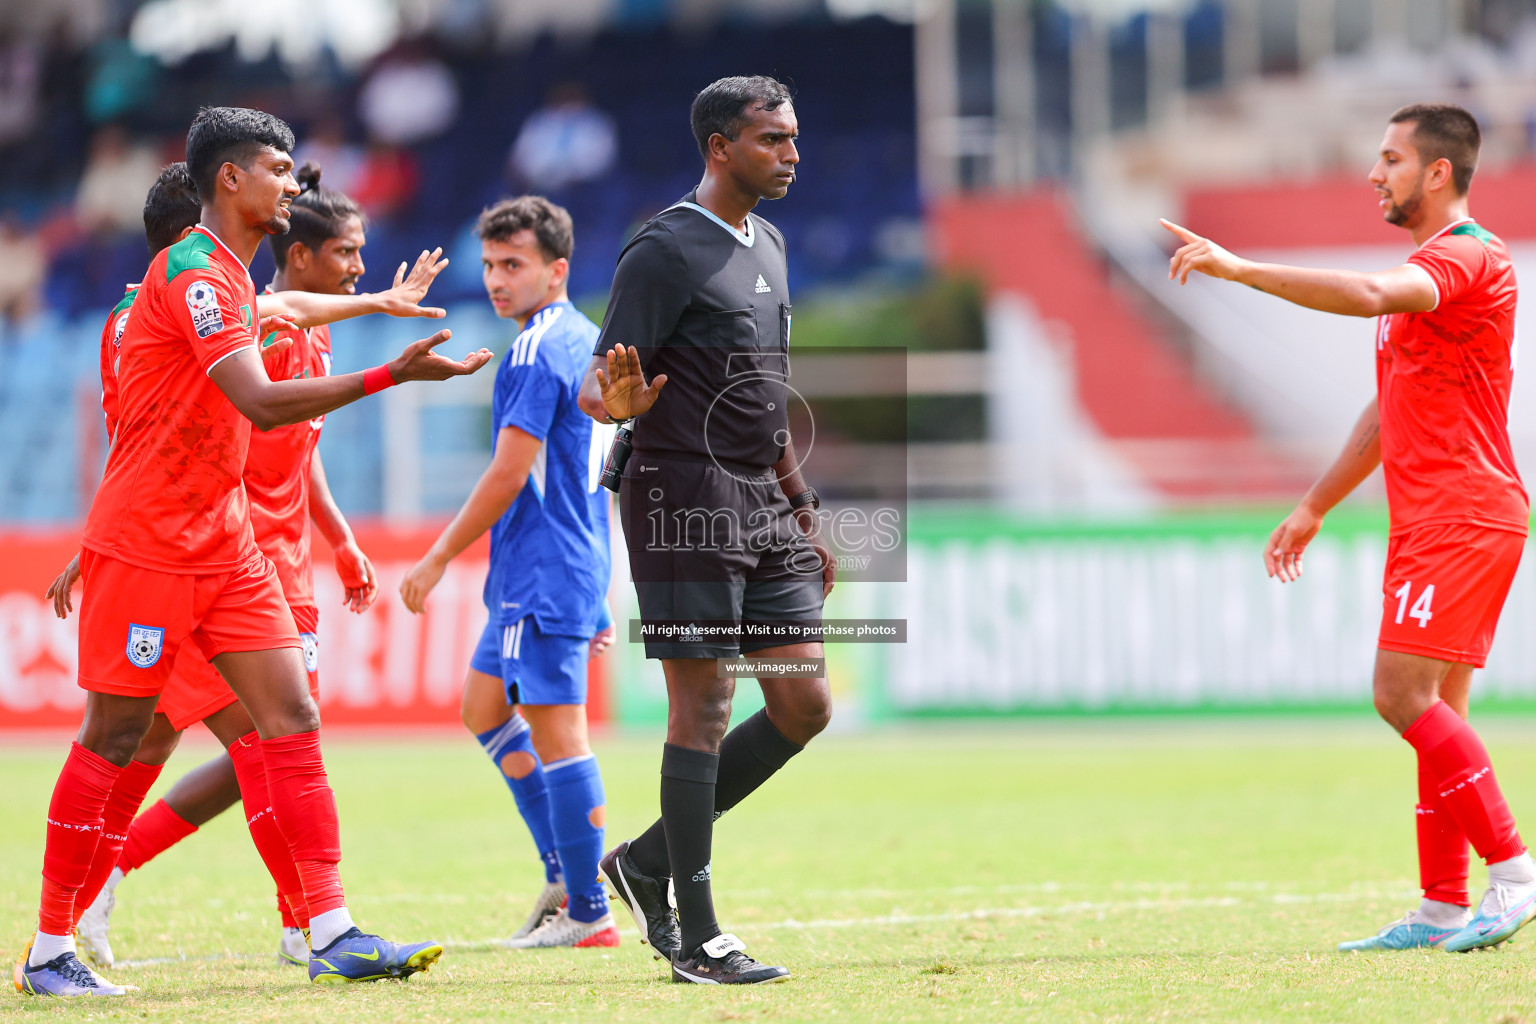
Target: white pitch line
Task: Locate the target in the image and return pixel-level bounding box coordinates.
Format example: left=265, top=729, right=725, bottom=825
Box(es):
left=116, top=952, right=265, bottom=969
left=446, top=887, right=1417, bottom=950
left=108, top=887, right=1421, bottom=969
left=744, top=888, right=1418, bottom=932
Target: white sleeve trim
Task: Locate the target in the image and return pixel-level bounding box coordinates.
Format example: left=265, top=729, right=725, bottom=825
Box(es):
left=204, top=341, right=255, bottom=375
left=1404, top=262, right=1439, bottom=311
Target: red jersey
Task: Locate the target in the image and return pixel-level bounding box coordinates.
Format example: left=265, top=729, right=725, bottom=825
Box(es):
left=246, top=296, right=331, bottom=608
left=99, top=284, right=139, bottom=445
left=1376, top=220, right=1528, bottom=536
left=82, top=226, right=261, bottom=573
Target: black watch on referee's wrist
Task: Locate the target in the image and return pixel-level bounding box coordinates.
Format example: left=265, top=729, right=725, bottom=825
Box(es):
left=788, top=487, right=820, bottom=512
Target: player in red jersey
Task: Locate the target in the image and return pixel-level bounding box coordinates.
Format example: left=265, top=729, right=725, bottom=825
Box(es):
left=16, top=106, right=491, bottom=999
left=41, top=161, right=448, bottom=976
left=61, top=162, right=432, bottom=972
left=1163, top=103, right=1534, bottom=954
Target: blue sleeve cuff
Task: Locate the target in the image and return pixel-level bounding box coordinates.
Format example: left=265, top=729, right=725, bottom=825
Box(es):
left=498, top=409, right=551, bottom=443
left=595, top=599, right=613, bottom=633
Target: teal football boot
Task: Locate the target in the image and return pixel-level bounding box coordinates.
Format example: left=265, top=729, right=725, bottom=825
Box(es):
left=1338, top=912, right=1464, bottom=952
left=1443, top=883, right=1536, bottom=952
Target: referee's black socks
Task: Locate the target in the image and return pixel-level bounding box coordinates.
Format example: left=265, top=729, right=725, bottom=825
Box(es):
left=661, top=743, right=722, bottom=954
left=631, top=711, right=804, bottom=878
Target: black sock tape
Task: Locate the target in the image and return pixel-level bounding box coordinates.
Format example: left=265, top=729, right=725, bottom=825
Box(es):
left=661, top=743, right=720, bottom=785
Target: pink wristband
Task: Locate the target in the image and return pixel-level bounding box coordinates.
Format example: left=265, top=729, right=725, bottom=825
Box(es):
left=362, top=364, right=397, bottom=396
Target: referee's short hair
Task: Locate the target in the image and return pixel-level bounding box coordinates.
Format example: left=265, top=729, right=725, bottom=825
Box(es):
left=476, top=195, right=573, bottom=263
left=691, top=76, right=793, bottom=159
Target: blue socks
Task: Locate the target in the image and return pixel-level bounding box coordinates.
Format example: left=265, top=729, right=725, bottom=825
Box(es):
left=544, top=754, right=608, bottom=923
left=476, top=716, right=609, bottom=920
left=476, top=717, right=561, bottom=884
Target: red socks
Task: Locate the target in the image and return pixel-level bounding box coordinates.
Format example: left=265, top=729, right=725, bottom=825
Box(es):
left=1405, top=701, right=1526, bottom=866
left=72, top=759, right=163, bottom=926
left=227, top=732, right=311, bottom=928
left=1416, top=754, right=1471, bottom=906
left=119, top=799, right=198, bottom=874
left=38, top=743, right=122, bottom=935
left=259, top=730, right=344, bottom=917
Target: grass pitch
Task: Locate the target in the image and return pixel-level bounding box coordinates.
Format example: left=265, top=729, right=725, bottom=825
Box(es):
left=5, top=718, right=1536, bottom=1023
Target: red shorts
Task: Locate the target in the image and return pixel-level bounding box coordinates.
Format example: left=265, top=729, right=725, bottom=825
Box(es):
left=78, top=549, right=302, bottom=707
left=1378, top=523, right=1525, bottom=667
left=152, top=603, right=319, bottom=731
left=154, top=644, right=239, bottom=733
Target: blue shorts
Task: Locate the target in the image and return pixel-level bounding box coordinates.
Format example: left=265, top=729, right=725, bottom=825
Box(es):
left=469, top=616, right=589, bottom=706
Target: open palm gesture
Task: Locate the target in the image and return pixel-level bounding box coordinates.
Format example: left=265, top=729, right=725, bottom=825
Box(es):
left=595, top=344, right=667, bottom=420
left=387, top=329, right=494, bottom=382
left=379, top=248, right=450, bottom=319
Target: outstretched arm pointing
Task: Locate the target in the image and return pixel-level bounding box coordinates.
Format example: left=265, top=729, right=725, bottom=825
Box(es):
left=1160, top=219, right=1436, bottom=318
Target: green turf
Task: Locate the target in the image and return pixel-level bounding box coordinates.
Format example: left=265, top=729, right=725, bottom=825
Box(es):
left=5, top=719, right=1536, bottom=1022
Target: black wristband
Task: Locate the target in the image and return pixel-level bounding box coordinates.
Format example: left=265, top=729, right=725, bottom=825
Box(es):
left=788, top=487, right=820, bottom=511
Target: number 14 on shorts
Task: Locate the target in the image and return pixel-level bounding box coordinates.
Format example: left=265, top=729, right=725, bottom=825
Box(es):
left=1394, top=581, right=1435, bottom=628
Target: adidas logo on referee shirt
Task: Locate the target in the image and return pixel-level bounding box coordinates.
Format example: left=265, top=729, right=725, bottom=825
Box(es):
left=754, top=275, right=771, bottom=294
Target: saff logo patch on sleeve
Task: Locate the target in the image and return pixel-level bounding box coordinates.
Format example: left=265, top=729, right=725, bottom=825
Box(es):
left=185, top=281, right=225, bottom=338
left=126, top=623, right=165, bottom=669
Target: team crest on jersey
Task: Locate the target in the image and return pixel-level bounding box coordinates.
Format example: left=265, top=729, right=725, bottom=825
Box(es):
left=185, top=281, right=224, bottom=338
left=125, top=623, right=165, bottom=669
left=112, top=310, right=130, bottom=349
left=299, top=632, right=319, bottom=673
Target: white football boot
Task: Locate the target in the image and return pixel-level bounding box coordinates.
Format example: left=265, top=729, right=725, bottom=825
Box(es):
left=508, top=881, right=566, bottom=942
left=74, top=867, right=121, bottom=970
left=504, top=908, right=620, bottom=949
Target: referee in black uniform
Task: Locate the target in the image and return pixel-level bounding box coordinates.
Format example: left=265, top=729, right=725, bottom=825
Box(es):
left=580, top=76, right=834, bottom=985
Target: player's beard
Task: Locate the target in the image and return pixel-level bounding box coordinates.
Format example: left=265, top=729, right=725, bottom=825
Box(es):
left=262, top=215, right=292, bottom=237
left=1383, top=183, right=1423, bottom=227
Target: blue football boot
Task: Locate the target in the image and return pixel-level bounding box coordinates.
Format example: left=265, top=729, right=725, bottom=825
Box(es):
left=1443, top=883, right=1536, bottom=952
left=1338, top=911, right=1465, bottom=952
left=14, top=950, right=127, bottom=997
left=308, top=927, right=443, bottom=983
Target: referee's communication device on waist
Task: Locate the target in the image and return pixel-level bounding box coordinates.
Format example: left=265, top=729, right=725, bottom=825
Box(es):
left=599, top=423, right=633, bottom=493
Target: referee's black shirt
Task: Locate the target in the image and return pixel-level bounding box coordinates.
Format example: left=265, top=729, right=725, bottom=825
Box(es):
left=594, top=190, right=791, bottom=470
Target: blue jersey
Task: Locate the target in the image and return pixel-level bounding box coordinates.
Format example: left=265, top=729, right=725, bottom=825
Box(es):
left=485, top=300, right=614, bottom=637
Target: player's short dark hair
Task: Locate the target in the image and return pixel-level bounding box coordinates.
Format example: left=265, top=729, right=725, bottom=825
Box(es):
left=1389, top=103, right=1481, bottom=195
left=690, top=76, right=793, bottom=159
left=143, top=162, right=201, bottom=255
left=475, top=195, right=573, bottom=263
left=184, top=105, right=296, bottom=201
left=270, top=162, right=366, bottom=270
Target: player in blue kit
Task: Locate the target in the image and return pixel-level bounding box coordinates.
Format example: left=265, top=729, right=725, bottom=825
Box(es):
left=400, top=196, right=619, bottom=948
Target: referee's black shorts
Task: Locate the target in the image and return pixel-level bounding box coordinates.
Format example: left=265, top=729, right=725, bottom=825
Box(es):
left=619, top=452, right=825, bottom=659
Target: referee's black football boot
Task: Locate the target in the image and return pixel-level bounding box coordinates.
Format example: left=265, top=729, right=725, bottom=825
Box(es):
left=671, top=933, right=790, bottom=985
left=600, top=840, right=681, bottom=961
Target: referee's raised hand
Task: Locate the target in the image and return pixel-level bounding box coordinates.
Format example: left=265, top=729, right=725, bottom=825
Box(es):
left=596, top=344, right=668, bottom=420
